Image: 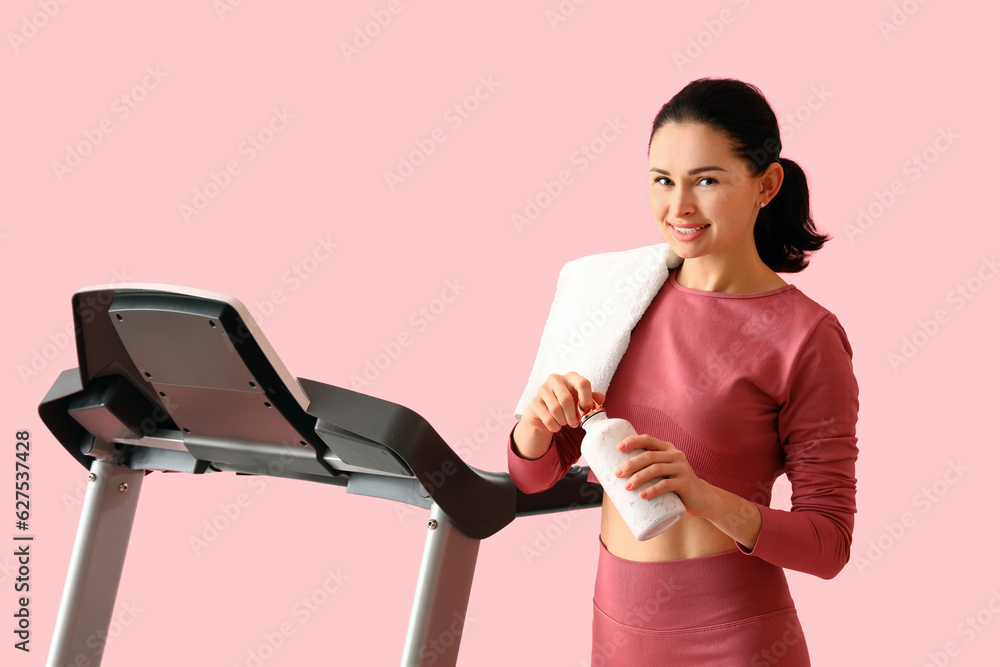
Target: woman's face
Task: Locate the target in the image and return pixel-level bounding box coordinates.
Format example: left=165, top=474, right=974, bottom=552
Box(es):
left=648, top=122, right=777, bottom=267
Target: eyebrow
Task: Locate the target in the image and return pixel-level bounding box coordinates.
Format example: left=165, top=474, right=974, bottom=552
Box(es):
left=649, top=166, right=727, bottom=176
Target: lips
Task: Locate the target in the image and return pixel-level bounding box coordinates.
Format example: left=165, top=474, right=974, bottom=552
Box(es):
left=672, top=224, right=708, bottom=234
left=669, top=223, right=710, bottom=241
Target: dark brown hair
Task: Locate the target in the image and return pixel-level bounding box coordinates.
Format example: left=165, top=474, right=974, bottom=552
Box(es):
left=648, top=77, right=830, bottom=273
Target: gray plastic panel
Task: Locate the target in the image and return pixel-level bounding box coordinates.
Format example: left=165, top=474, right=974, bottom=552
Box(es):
left=183, top=436, right=329, bottom=478
left=316, top=419, right=413, bottom=477
left=109, top=305, right=263, bottom=392
left=128, top=447, right=205, bottom=474
left=153, top=384, right=308, bottom=446
left=346, top=473, right=433, bottom=509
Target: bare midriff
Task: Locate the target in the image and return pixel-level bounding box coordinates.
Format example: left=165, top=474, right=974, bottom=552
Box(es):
left=599, top=494, right=738, bottom=561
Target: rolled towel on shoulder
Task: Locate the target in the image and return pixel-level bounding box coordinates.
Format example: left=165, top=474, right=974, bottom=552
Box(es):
left=513, top=243, right=681, bottom=421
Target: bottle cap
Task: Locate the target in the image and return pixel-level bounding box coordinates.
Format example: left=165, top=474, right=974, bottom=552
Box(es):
left=579, top=401, right=605, bottom=426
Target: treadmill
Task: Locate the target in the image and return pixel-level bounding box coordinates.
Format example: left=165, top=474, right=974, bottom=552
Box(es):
left=38, top=283, right=602, bottom=667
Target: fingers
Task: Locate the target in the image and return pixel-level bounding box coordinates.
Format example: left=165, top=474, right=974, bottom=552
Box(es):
left=632, top=477, right=675, bottom=500
left=564, top=371, right=600, bottom=416
left=545, top=372, right=593, bottom=428
left=617, top=460, right=678, bottom=494
left=525, top=395, right=564, bottom=433
left=611, top=438, right=693, bottom=502
left=614, top=445, right=683, bottom=484
left=544, top=375, right=582, bottom=429
left=524, top=373, right=586, bottom=432
left=591, top=390, right=607, bottom=410
left=524, top=372, right=605, bottom=433
left=617, top=435, right=676, bottom=453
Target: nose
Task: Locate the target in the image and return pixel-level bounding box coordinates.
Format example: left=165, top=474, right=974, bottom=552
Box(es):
left=669, top=183, right=696, bottom=218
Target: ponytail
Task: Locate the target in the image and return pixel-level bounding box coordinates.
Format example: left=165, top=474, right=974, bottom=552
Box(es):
left=754, top=157, right=830, bottom=273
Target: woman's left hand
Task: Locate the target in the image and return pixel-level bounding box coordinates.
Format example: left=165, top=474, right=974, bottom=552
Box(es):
left=613, top=435, right=718, bottom=518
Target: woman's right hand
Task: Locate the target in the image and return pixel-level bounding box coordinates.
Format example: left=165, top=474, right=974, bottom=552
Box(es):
left=521, top=372, right=606, bottom=433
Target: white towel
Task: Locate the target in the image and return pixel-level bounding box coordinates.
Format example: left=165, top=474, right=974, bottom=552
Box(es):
left=513, top=242, right=682, bottom=421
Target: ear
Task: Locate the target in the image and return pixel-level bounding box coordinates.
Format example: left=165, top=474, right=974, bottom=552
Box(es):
left=760, top=161, right=784, bottom=202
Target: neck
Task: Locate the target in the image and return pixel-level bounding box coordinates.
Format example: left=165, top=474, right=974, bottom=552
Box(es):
left=673, top=255, right=786, bottom=294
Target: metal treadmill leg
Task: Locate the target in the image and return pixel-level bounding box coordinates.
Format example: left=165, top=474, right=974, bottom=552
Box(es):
left=400, top=502, right=480, bottom=667
left=47, top=460, right=145, bottom=667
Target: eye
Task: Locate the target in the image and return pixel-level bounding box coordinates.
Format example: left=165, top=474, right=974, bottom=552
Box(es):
left=652, top=176, right=717, bottom=186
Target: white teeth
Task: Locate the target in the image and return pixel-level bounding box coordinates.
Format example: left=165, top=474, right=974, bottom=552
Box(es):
left=674, top=225, right=706, bottom=234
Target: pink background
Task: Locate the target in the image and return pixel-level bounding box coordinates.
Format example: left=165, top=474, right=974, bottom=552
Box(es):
left=3, top=1, right=999, bottom=665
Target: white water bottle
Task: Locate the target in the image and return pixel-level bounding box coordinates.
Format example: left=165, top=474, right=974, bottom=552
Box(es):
left=580, top=404, right=686, bottom=541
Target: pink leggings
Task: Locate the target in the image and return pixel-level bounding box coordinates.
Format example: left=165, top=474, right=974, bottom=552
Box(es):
left=592, top=535, right=811, bottom=665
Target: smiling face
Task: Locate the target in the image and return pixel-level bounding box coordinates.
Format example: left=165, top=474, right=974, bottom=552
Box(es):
left=648, top=122, right=779, bottom=274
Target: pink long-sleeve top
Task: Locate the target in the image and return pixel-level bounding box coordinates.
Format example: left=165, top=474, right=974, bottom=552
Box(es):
left=507, top=269, right=860, bottom=579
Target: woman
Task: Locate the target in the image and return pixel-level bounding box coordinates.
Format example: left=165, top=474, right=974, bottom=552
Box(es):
left=507, top=78, right=860, bottom=664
